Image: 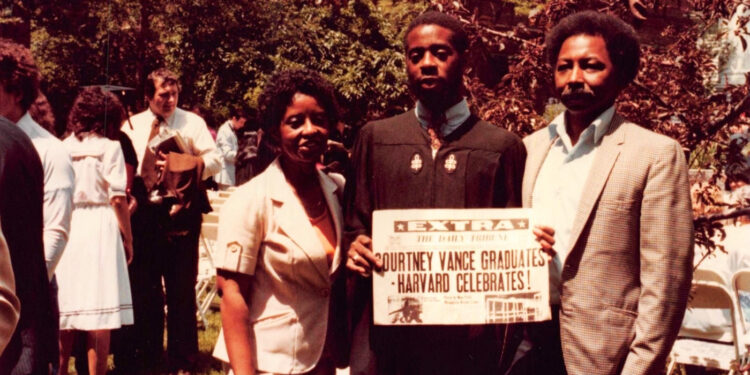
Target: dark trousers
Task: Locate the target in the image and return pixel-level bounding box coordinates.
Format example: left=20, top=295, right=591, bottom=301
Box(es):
left=0, top=312, right=55, bottom=375
left=110, top=203, right=166, bottom=374
left=370, top=325, right=505, bottom=375
left=0, top=296, right=55, bottom=375
left=7, top=329, right=47, bottom=375
left=110, top=204, right=201, bottom=373
left=506, top=305, right=567, bottom=375
left=49, top=277, right=60, bottom=374
left=162, top=223, right=200, bottom=371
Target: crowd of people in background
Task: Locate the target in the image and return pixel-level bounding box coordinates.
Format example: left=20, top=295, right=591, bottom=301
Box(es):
left=0, top=7, right=748, bottom=375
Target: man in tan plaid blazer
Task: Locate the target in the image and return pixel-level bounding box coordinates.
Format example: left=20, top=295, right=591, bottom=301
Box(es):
left=510, top=11, right=694, bottom=375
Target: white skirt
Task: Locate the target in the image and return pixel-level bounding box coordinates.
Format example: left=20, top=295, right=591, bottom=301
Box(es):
left=56, top=203, right=133, bottom=330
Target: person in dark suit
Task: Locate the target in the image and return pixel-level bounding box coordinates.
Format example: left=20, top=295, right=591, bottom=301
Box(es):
left=0, top=38, right=58, bottom=375
left=0, top=116, right=54, bottom=374
left=0, top=221, right=20, bottom=356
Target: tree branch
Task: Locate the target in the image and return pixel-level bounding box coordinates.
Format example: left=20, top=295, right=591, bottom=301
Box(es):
left=442, top=7, right=543, bottom=48
left=472, top=24, right=543, bottom=48
left=631, top=79, right=692, bottom=126
left=695, top=207, right=750, bottom=223
left=701, top=91, right=750, bottom=140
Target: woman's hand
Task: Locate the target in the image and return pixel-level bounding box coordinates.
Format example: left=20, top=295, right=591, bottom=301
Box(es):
left=111, top=196, right=134, bottom=265
left=346, top=234, right=382, bottom=277
left=127, top=195, right=138, bottom=215
left=122, top=236, right=133, bottom=264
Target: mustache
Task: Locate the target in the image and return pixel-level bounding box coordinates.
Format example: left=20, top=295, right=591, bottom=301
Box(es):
left=560, top=86, right=595, bottom=99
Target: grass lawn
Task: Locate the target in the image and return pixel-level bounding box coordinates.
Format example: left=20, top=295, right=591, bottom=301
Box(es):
left=65, top=305, right=225, bottom=374
left=195, top=308, right=225, bottom=375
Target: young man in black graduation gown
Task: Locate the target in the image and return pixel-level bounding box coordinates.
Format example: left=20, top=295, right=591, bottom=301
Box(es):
left=344, top=11, right=526, bottom=375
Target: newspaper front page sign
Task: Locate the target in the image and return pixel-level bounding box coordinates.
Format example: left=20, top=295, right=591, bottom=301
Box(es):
left=372, top=208, right=550, bottom=325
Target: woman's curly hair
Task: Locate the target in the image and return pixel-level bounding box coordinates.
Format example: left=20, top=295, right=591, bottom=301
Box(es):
left=256, top=69, right=339, bottom=139
left=67, top=87, right=126, bottom=139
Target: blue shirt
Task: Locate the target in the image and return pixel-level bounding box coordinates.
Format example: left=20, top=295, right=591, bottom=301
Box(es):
left=531, top=105, right=615, bottom=304
left=415, top=98, right=471, bottom=137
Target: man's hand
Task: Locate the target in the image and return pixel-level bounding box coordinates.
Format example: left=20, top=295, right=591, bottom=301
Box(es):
left=533, top=225, right=556, bottom=258
left=346, top=234, right=382, bottom=277
left=155, top=151, right=168, bottom=173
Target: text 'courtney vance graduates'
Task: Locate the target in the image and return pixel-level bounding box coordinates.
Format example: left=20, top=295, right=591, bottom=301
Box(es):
left=374, top=218, right=547, bottom=294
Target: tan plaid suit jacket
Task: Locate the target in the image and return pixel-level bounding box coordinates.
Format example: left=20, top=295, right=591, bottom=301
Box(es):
left=522, top=113, right=694, bottom=375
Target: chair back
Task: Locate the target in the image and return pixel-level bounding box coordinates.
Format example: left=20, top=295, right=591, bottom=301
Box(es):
left=690, top=281, right=735, bottom=310
left=732, top=268, right=750, bottom=296
left=695, top=268, right=728, bottom=285
left=667, top=280, right=742, bottom=372
left=732, top=268, right=750, bottom=338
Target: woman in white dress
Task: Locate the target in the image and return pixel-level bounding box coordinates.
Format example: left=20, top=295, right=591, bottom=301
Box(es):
left=57, top=87, right=134, bottom=375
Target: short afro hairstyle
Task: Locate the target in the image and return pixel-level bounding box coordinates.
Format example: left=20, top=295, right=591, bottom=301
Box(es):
left=403, top=11, right=469, bottom=54
left=0, top=39, right=40, bottom=112
left=256, top=69, right=339, bottom=137
left=145, top=68, right=181, bottom=99
left=67, top=86, right=126, bottom=139
left=546, top=11, right=640, bottom=85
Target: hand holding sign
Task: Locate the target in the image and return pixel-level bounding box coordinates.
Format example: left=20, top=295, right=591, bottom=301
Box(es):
left=347, top=234, right=383, bottom=277
left=372, top=208, right=551, bottom=326
left=533, top=225, right=556, bottom=258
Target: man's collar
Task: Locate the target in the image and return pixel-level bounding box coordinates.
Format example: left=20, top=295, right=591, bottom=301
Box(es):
left=548, top=105, right=616, bottom=151
left=16, top=111, right=36, bottom=132
left=147, top=107, right=176, bottom=125
left=415, top=98, right=470, bottom=137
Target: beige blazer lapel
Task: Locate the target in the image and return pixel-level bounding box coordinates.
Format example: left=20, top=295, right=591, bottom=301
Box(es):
left=522, top=129, right=557, bottom=208
left=566, top=114, right=626, bottom=256
left=266, top=161, right=331, bottom=284
left=318, top=170, right=343, bottom=276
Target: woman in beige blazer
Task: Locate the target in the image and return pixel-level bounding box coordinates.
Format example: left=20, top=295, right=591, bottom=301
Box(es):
left=216, top=69, right=347, bottom=375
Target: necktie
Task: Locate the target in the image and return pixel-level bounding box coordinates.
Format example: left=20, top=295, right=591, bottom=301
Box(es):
left=141, top=116, right=163, bottom=190
left=427, top=127, right=442, bottom=152
left=426, top=112, right=446, bottom=155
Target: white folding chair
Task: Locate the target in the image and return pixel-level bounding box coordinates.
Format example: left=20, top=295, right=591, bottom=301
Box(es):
left=733, top=268, right=750, bottom=345
left=695, top=268, right=729, bottom=285
left=196, top=222, right=219, bottom=326
left=667, top=279, right=743, bottom=374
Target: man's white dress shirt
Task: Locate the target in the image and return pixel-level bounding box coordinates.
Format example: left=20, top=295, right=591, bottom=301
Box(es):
left=531, top=105, right=615, bottom=304
left=17, top=112, right=75, bottom=279
left=215, top=121, right=238, bottom=186
left=122, top=107, right=221, bottom=180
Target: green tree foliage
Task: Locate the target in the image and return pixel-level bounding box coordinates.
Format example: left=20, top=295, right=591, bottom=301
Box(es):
left=23, top=0, right=428, bottom=132
left=434, top=0, right=750, bottom=259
